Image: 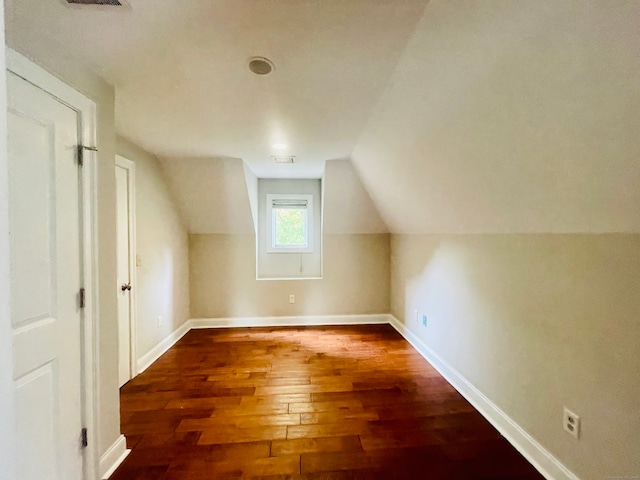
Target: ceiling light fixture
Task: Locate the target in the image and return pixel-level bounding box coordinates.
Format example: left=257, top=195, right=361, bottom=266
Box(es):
left=272, top=143, right=287, bottom=150
left=249, top=57, right=275, bottom=75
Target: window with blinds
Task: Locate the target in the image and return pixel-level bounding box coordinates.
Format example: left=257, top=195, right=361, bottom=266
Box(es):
left=266, top=194, right=313, bottom=253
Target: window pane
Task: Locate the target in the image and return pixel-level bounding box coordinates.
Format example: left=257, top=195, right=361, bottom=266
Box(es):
left=274, top=208, right=307, bottom=247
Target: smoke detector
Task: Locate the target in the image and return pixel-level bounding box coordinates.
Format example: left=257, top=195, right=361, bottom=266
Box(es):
left=249, top=57, right=275, bottom=75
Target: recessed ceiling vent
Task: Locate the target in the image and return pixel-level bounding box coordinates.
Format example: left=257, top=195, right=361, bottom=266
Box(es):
left=272, top=156, right=295, bottom=164
left=249, top=57, right=275, bottom=75
left=66, top=0, right=123, bottom=5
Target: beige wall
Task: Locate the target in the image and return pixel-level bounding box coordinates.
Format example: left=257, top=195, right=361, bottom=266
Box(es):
left=117, top=138, right=190, bottom=359
left=391, top=234, right=640, bottom=480
left=191, top=234, right=389, bottom=318
left=92, top=68, right=119, bottom=462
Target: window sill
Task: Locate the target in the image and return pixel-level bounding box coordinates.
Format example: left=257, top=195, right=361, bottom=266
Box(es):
left=256, top=276, right=323, bottom=281
left=265, top=249, right=314, bottom=254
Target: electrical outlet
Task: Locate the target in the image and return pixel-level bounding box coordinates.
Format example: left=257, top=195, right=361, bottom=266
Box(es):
left=289, top=294, right=295, bottom=304
left=422, top=315, right=427, bottom=327
left=563, top=407, right=580, bottom=439
left=156, top=315, right=163, bottom=327
left=413, top=309, right=418, bottom=322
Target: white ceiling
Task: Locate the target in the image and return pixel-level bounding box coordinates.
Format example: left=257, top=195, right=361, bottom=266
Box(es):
left=5, top=0, right=429, bottom=178
left=352, top=0, right=640, bottom=233
left=6, top=0, right=640, bottom=233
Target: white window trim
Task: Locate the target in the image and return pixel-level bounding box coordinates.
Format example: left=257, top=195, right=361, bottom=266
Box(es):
left=266, top=194, right=313, bottom=253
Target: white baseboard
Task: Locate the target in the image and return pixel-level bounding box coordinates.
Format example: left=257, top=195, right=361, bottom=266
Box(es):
left=99, top=434, right=130, bottom=480
left=387, top=315, right=580, bottom=480
left=190, top=313, right=390, bottom=329
left=136, top=321, right=191, bottom=374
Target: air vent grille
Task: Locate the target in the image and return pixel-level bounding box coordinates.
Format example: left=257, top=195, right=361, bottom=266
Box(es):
left=272, top=156, right=295, bottom=164
left=66, top=0, right=122, bottom=5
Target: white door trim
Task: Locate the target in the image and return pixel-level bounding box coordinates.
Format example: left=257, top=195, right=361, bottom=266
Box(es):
left=115, top=154, right=138, bottom=381
left=7, top=48, right=100, bottom=480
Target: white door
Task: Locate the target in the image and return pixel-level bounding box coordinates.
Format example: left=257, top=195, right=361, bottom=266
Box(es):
left=8, top=72, right=85, bottom=479
left=116, top=157, right=135, bottom=387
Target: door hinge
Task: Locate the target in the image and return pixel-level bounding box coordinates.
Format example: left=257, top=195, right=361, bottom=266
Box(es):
left=77, top=145, right=98, bottom=167
left=81, top=428, right=88, bottom=448
left=79, top=288, right=86, bottom=309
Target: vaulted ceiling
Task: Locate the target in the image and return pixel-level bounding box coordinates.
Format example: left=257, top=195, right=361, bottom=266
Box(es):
left=352, top=0, right=640, bottom=233
left=6, top=0, right=640, bottom=233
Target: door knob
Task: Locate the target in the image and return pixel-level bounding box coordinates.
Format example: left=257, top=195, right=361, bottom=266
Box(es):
left=121, top=283, right=132, bottom=292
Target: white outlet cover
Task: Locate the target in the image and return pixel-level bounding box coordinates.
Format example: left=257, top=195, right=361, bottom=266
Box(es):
left=413, top=310, right=418, bottom=321
left=563, top=407, right=580, bottom=439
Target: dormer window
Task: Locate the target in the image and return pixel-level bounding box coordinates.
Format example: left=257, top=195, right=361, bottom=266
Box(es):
left=266, top=194, right=313, bottom=253
left=257, top=179, right=322, bottom=279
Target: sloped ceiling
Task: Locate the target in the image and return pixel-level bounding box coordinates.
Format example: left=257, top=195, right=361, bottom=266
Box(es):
left=6, top=1, right=640, bottom=234
left=5, top=0, right=429, bottom=178
left=160, top=158, right=254, bottom=234
left=352, top=0, right=640, bottom=233
left=161, top=157, right=387, bottom=235
left=323, top=160, right=388, bottom=234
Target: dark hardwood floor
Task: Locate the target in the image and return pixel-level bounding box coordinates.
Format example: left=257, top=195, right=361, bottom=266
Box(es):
left=110, top=325, right=545, bottom=479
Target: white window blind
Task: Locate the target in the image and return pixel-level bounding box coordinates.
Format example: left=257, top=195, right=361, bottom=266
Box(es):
left=266, top=194, right=313, bottom=253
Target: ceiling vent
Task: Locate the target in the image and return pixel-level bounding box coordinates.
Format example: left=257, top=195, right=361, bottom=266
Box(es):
left=249, top=57, right=275, bottom=76
left=65, top=0, right=123, bottom=5
left=272, top=156, right=295, bottom=164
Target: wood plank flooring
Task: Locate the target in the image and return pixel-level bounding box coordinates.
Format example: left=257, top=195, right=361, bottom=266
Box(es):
left=110, top=325, right=545, bottom=480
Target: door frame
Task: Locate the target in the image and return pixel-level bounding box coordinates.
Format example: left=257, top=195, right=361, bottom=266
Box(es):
left=7, top=49, right=100, bottom=480
left=115, top=154, right=138, bottom=383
